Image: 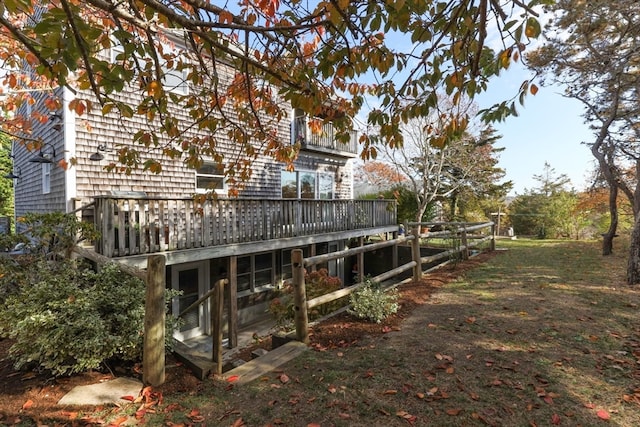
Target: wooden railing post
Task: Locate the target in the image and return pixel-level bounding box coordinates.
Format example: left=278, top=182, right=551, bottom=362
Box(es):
left=212, top=278, right=226, bottom=375
left=292, top=249, right=309, bottom=343
left=411, top=225, right=422, bottom=281
left=144, top=254, right=166, bottom=386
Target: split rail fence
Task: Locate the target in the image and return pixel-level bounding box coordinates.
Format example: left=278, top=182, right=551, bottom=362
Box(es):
left=291, top=221, right=495, bottom=343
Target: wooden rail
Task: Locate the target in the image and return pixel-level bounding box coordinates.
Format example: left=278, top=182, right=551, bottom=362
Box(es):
left=93, top=197, right=396, bottom=257
left=292, top=221, right=495, bottom=341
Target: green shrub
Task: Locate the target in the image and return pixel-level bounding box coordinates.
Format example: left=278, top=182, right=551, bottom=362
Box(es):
left=0, top=260, right=179, bottom=376
left=269, top=268, right=344, bottom=330
left=348, top=279, right=399, bottom=323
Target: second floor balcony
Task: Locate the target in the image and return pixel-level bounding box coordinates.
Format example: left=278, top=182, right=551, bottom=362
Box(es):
left=293, top=116, right=358, bottom=157
left=92, top=196, right=397, bottom=259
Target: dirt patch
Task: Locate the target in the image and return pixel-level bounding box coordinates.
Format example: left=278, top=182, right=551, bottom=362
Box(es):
left=0, top=340, right=202, bottom=425
left=0, top=255, right=491, bottom=425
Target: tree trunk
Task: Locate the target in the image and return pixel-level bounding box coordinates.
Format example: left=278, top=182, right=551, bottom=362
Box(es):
left=449, top=193, right=458, bottom=220
left=602, top=184, right=618, bottom=256
left=627, top=214, right=640, bottom=285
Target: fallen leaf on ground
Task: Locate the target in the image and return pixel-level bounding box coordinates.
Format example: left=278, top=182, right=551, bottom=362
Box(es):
left=596, top=409, right=610, bottom=420
left=21, top=399, right=33, bottom=410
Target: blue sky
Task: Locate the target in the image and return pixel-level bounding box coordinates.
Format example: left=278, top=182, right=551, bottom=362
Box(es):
left=477, top=67, right=596, bottom=196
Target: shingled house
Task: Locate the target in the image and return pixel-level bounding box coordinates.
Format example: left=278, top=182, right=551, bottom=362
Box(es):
left=5, top=36, right=397, bottom=348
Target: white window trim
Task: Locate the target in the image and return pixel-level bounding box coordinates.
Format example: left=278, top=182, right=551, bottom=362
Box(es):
left=236, top=252, right=276, bottom=297
left=195, top=162, right=226, bottom=195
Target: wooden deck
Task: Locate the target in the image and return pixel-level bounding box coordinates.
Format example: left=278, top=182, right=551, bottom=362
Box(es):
left=92, top=197, right=397, bottom=258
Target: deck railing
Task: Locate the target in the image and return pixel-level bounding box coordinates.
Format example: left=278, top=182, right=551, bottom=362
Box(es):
left=93, top=197, right=397, bottom=257
left=293, top=116, right=358, bottom=156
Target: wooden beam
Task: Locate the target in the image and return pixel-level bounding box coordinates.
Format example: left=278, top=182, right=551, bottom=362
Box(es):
left=143, top=254, right=166, bottom=386
left=228, top=256, right=238, bottom=348
left=211, top=279, right=225, bottom=375
left=292, top=249, right=309, bottom=344
left=72, top=246, right=147, bottom=281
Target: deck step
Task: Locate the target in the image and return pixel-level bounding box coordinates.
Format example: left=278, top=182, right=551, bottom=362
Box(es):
left=222, top=341, right=308, bottom=385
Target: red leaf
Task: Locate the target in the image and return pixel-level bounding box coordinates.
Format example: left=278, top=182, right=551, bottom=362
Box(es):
left=551, top=413, right=561, bottom=425
left=120, top=395, right=135, bottom=401
left=111, top=416, right=129, bottom=425
left=279, top=373, right=290, bottom=384
left=227, top=375, right=239, bottom=383
left=22, top=399, right=33, bottom=410
left=446, top=408, right=462, bottom=416
left=596, top=409, right=610, bottom=420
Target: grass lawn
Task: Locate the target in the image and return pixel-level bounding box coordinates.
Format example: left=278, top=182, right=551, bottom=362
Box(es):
left=137, top=238, right=640, bottom=426
left=7, top=238, right=640, bottom=426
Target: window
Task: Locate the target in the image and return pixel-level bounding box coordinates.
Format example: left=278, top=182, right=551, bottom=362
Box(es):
left=236, top=252, right=274, bottom=295
left=319, top=173, right=334, bottom=199
left=42, top=163, right=50, bottom=194
left=196, top=163, right=225, bottom=194
left=281, top=171, right=297, bottom=198
left=281, top=170, right=334, bottom=199
left=162, top=64, right=189, bottom=95
left=111, top=42, right=189, bottom=95
left=300, top=172, right=315, bottom=199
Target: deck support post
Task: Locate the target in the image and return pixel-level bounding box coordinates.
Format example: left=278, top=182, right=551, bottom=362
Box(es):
left=356, top=237, right=364, bottom=284
left=292, top=249, right=309, bottom=343
left=212, top=279, right=226, bottom=374
left=144, top=254, right=166, bottom=386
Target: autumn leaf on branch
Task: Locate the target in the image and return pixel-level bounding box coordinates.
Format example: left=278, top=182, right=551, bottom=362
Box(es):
left=0, top=1, right=543, bottom=189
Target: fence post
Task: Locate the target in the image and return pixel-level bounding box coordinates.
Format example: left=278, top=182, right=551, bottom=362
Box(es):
left=144, top=254, right=166, bottom=386
left=491, top=222, right=496, bottom=251
left=292, top=249, right=309, bottom=343
left=461, top=226, right=469, bottom=260
left=212, top=279, right=226, bottom=374
left=411, top=225, right=422, bottom=281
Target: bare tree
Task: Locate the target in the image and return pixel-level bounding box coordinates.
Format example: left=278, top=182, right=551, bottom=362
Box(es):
left=380, top=97, right=504, bottom=223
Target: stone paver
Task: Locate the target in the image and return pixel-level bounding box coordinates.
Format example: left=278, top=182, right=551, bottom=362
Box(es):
left=57, top=377, right=143, bottom=406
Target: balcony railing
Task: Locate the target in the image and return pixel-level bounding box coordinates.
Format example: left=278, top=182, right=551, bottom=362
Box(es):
left=293, top=116, right=358, bottom=157
left=93, top=196, right=397, bottom=258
